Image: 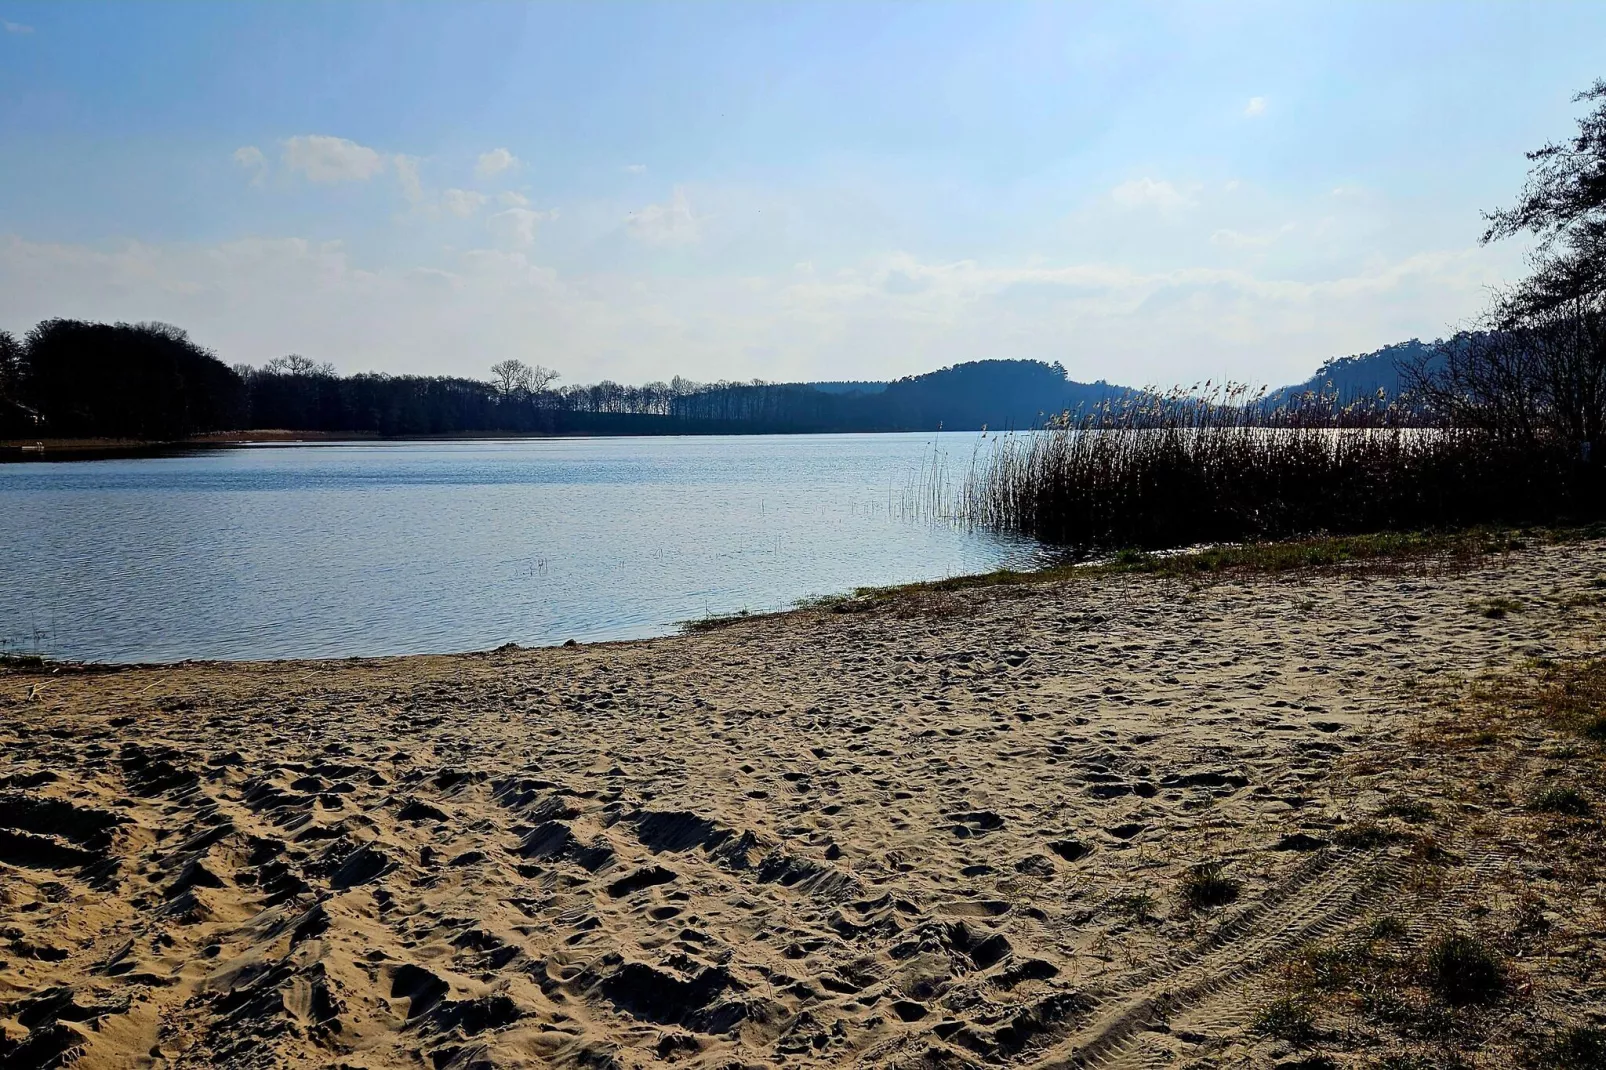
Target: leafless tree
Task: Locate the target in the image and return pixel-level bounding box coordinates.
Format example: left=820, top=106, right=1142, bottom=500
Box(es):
left=489, top=359, right=530, bottom=395
left=264, top=354, right=334, bottom=377
left=489, top=359, right=559, bottom=395
left=1409, top=311, right=1604, bottom=446
left=527, top=363, right=560, bottom=392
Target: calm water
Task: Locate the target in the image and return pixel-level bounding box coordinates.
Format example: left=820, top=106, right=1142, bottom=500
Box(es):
left=1, top=434, right=1047, bottom=662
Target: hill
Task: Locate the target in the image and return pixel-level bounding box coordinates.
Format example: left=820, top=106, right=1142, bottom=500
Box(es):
left=1266, top=339, right=1443, bottom=407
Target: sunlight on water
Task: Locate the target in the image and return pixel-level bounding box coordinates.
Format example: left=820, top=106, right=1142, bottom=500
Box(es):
left=1, top=434, right=1047, bottom=662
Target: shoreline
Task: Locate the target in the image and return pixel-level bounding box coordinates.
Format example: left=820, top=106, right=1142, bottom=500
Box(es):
left=0, top=526, right=1543, bottom=670
left=5, top=537, right=1606, bottom=1066
left=0, top=426, right=993, bottom=464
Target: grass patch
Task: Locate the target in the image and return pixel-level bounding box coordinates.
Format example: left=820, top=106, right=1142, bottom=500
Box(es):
left=0, top=652, right=47, bottom=671
left=1179, top=860, right=1241, bottom=910
left=1539, top=1026, right=1606, bottom=1070
left=1423, top=933, right=1506, bottom=1006
left=1334, top=820, right=1397, bottom=848
left=1251, top=994, right=1319, bottom=1045
left=681, top=608, right=756, bottom=632
left=1529, top=784, right=1593, bottom=816
left=1475, top=596, right=1525, bottom=619
left=1368, top=916, right=1409, bottom=941
left=1107, top=891, right=1156, bottom=924
left=1476, top=657, right=1606, bottom=745
left=838, top=528, right=1543, bottom=610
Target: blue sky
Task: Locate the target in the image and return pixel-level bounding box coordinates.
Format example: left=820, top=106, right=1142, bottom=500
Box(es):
left=2, top=2, right=1602, bottom=386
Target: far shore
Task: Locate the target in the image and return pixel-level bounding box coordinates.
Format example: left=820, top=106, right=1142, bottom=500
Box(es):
left=1, top=426, right=983, bottom=463
left=0, top=429, right=375, bottom=462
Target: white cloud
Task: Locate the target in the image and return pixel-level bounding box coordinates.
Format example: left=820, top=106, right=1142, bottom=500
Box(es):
left=232, top=145, right=267, bottom=186
left=622, top=164, right=647, bottom=174
left=475, top=148, right=519, bottom=178
left=442, top=188, right=488, bottom=218
left=498, top=190, right=530, bottom=207
left=1245, top=96, right=1268, bottom=117
left=1110, top=177, right=1193, bottom=212
left=1214, top=226, right=1265, bottom=247
left=488, top=207, right=552, bottom=247
left=0, top=231, right=1514, bottom=388
left=1210, top=223, right=1293, bottom=248
left=282, top=135, right=387, bottom=183
left=3, top=19, right=32, bottom=33
left=626, top=187, right=700, bottom=245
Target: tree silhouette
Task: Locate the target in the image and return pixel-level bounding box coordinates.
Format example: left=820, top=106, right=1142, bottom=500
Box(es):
left=1412, top=79, right=1606, bottom=451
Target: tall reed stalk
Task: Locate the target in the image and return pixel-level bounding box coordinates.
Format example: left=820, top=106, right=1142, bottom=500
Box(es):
left=961, top=384, right=1603, bottom=551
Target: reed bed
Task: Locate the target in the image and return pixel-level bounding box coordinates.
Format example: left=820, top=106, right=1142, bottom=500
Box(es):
left=961, top=385, right=1604, bottom=551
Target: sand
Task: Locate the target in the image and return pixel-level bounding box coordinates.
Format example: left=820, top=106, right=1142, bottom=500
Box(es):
left=4, top=540, right=1606, bottom=1069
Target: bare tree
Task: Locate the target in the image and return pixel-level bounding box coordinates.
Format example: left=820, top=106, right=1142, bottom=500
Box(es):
left=527, top=364, right=560, bottom=392
left=1408, top=318, right=1599, bottom=445
left=489, top=359, right=531, bottom=395
left=264, top=354, right=333, bottom=377
left=131, top=321, right=191, bottom=343
left=490, top=360, right=559, bottom=396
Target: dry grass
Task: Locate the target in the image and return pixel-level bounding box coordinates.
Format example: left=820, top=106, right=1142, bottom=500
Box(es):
left=1251, top=654, right=1606, bottom=1067
left=1179, top=860, right=1241, bottom=910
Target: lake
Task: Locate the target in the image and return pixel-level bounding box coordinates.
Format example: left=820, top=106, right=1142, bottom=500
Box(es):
left=1, top=434, right=1048, bottom=662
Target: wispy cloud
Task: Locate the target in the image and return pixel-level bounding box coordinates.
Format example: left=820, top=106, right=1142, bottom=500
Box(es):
left=394, top=155, right=424, bottom=203
left=475, top=148, right=519, bottom=178
left=625, top=187, right=699, bottom=245
left=1245, top=96, right=1268, bottom=117
left=489, top=206, right=553, bottom=247
left=1110, top=177, right=1193, bottom=212
left=1210, top=223, right=1293, bottom=248
left=3, top=19, right=33, bottom=34
left=442, top=188, right=488, bottom=218
left=622, top=163, right=647, bottom=174
left=282, top=135, right=387, bottom=183
left=232, top=145, right=267, bottom=186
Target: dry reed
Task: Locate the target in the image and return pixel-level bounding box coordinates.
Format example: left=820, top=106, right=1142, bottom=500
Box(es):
left=960, top=384, right=1603, bottom=550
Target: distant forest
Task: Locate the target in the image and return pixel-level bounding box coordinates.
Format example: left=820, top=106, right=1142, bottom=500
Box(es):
left=0, top=318, right=1135, bottom=441
left=0, top=316, right=1447, bottom=443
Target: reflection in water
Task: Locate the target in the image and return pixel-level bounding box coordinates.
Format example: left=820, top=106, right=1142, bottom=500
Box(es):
left=1, top=434, right=1047, bottom=662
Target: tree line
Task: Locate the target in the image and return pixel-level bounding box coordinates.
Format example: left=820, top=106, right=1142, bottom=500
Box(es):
left=0, top=317, right=1127, bottom=440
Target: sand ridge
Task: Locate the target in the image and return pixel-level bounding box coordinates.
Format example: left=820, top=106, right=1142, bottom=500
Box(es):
left=3, top=541, right=1605, bottom=1068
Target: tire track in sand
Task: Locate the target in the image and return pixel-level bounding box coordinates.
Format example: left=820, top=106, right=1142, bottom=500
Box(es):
left=1026, top=845, right=1401, bottom=1069
left=1083, top=748, right=1537, bottom=1068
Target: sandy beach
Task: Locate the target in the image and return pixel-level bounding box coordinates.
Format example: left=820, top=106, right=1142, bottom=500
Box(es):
left=6, top=539, right=1606, bottom=1068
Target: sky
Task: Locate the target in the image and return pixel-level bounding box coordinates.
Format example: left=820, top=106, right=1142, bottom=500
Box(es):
left=1, top=2, right=1603, bottom=388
